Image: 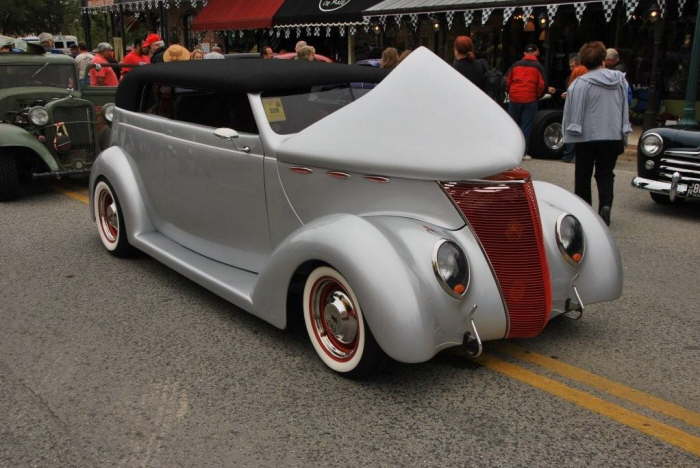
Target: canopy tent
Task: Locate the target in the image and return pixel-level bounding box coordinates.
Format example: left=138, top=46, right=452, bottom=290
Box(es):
left=192, top=0, right=287, bottom=31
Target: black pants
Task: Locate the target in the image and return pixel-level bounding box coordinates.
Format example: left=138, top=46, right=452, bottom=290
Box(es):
left=574, top=140, right=623, bottom=208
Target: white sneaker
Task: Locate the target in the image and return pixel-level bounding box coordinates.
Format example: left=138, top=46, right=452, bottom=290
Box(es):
left=523, top=155, right=532, bottom=160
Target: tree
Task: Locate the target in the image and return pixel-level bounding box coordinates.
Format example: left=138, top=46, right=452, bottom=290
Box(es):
left=0, top=0, right=82, bottom=36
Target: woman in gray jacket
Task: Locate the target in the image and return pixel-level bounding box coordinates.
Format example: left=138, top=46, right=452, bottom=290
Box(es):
left=562, top=41, right=632, bottom=225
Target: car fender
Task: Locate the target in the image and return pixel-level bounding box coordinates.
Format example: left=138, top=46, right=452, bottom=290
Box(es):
left=252, top=214, right=508, bottom=363
left=89, top=146, right=154, bottom=237
left=533, top=181, right=623, bottom=309
left=0, top=123, right=59, bottom=171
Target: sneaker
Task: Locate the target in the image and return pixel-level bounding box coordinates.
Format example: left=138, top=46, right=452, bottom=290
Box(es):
left=599, top=205, right=611, bottom=226
left=523, top=155, right=532, bottom=160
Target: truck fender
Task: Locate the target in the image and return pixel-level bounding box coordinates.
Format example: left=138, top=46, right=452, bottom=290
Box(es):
left=0, top=123, right=58, bottom=171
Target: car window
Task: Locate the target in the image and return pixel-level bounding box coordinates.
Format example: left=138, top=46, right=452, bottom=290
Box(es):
left=139, top=84, right=257, bottom=134
left=0, top=64, right=76, bottom=89
left=261, top=84, right=370, bottom=135
left=55, top=41, right=64, bottom=48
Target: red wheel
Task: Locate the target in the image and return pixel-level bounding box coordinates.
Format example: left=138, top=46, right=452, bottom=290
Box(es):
left=303, top=266, right=386, bottom=376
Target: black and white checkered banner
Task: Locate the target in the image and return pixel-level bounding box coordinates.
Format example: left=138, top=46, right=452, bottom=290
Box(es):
left=623, top=0, right=639, bottom=22
left=522, top=6, right=533, bottom=22
left=503, top=7, right=515, bottom=25
left=481, top=7, right=493, bottom=25
left=464, top=10, right=474, bottom=28
left=574, top=2, right=587, bottom=22
left=602, top=0, right=617, bottom=22
left=446, top=11, right=455, bottom=29
left=409, top=13, right=419, bottom=30
left=394, top=14, right=403, bottom=27
left=658, top=0, right=666, bottom=17
left=678, top=0, right=687, bottom=16
left=547, top=4, right=559, bottom=25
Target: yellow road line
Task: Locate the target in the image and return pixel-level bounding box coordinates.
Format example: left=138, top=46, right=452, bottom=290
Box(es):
left=495, top=343, right=700, bottom=429
left=479, top=354, right=700, bottom=457
left=56, top=188, right=89, bottom=205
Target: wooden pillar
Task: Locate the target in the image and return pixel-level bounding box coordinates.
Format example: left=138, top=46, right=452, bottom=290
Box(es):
left=347, top=33, right=356, bottom=64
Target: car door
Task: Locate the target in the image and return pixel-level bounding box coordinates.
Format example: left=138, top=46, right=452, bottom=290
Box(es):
left=125, top=86, right=270, bottom=272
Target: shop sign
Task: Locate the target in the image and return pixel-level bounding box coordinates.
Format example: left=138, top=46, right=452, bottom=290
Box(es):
left=319, top=0, right=352, bottom=13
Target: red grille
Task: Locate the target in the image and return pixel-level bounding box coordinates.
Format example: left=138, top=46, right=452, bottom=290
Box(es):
left=442, top=168, right=552, bottom=338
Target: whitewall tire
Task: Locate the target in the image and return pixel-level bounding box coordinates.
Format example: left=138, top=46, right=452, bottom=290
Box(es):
left=93, top=180, right=133, bottom=257
left=303, top=266, right=386, bottom=377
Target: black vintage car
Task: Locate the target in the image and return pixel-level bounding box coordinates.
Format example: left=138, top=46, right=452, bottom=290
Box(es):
left=632, top=125, right=700, bottom=204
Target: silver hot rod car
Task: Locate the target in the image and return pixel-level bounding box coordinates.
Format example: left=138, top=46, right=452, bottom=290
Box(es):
left=89, top=47, right=622, bottom=376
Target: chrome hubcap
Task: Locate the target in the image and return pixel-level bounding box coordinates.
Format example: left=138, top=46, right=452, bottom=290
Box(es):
left=543, top=122, right=564, bottom=151
left=98, top=189, right=118, bottom=243
left=310, top=277, right=359, bottom=361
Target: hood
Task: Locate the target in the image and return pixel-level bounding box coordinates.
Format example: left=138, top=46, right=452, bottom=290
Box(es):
left=276, top=47, right=524, bottom=181
left=579, top=68, right=626, bottom=89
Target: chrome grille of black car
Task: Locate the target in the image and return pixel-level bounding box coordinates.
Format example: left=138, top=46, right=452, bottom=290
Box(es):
left=658, top=150, right=700, bottom=183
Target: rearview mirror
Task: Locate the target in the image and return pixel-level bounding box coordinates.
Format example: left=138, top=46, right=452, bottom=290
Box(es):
left=213, top=127, right=239, bottom=140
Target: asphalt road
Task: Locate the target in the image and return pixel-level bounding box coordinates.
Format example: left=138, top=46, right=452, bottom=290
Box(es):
left=1, top=157, right=699, bottom=467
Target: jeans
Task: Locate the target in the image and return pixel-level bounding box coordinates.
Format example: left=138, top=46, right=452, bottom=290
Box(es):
left=574, top=140, right=623, bottom=208
left=562, top=143, right=575, bottom=162
left=508, top=101, right=538, bottom=141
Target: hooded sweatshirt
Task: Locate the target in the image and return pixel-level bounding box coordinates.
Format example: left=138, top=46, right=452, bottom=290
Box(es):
left=562, top=68, right=632, bottom=144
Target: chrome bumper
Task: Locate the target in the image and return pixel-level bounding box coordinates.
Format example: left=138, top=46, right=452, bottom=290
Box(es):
left=631, top=173, right=688, bottom=202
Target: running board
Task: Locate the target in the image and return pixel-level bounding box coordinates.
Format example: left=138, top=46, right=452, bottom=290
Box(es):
left=133, top=232, right=257, bottom=312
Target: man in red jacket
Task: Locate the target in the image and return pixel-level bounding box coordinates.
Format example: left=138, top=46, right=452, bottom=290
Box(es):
left=505, top=44, right=554, bottom=144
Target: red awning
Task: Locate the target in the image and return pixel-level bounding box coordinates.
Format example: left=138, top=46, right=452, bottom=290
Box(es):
left=192, top=0, right=286, bottom=31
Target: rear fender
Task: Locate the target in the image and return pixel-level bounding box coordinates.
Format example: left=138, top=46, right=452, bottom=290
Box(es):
left=88, top=146, right=154, bottom=237
left=0, top=123, right=58, bottom=171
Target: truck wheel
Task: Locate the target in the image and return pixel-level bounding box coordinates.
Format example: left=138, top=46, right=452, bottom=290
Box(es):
left=303, top=266, right=388, bottom=378
left=0, top=155, right=20, bottom=201
left=529, top=110, right=565, bottom=159
left=93, top=179, right=135, bottom=257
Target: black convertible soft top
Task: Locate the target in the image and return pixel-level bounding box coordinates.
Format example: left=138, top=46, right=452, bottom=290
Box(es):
left=115, top=58, right=389, bottom=111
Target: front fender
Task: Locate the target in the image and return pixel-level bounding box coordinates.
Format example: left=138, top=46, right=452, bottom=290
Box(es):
left=534, top=181, right=623, bottom=313
left=0, top=123, right=58, bottom=171
left=252, top=214, right=508, bottom=363
left=89, top=146, right=154, bottom=237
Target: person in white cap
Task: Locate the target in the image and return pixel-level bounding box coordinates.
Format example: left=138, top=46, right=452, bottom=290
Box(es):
left=38, top=32, right=62, bottom=54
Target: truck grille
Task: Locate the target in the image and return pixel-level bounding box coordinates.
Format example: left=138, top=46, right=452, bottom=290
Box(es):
left=51, top=105, right=94, bottom=150
left=658, top=150, right=700, bottom=183
left=441, top=168, right=552, bottom=338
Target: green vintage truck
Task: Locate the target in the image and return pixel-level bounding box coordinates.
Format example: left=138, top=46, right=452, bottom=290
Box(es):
left=0, top=50, right=116, bottom=200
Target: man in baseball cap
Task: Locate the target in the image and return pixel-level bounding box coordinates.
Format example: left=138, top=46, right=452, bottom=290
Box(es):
left=89, top=42, right=118, bottom=87
left=121, top=33, right=161, bottom=78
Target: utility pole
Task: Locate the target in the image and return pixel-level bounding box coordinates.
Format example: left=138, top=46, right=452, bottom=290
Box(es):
left=643, top=7, right=665, bottom=130
left=680, top=0, right=700, bottom=125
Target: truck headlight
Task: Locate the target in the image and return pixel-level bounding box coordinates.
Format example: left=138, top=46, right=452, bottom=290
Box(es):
left=103, top=103, right=115, bottom=123
left=640, top=132, right=663, bottom=157
left=556, top=214, right=585, bottom=265
left=28, top=107, right=49, bottom=126
left=433, top=239, right=470, bottom=299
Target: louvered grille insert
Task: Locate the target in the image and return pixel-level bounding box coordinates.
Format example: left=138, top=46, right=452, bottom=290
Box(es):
left=442, top=170, right=552, bottom=338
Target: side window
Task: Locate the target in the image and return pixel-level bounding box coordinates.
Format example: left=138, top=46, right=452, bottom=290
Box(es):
left=139, top=84, right=258, bottom=134
left=55, top=41, right=64, bottom=48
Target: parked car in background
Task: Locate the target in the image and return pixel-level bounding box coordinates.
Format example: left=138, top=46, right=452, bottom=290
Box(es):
left=0, top=49, right=116, bottom=200
left=89, top=47, right=622, bottom=377
left=53, top=35, right=78, bottom=54
left=632, top=125, right=700, bottom=204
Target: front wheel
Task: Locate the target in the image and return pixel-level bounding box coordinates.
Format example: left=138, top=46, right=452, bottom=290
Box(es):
left=303, top=266, right=387, bottom=377
left=0, top=155, right=20, bottom=201
left=529, top=110, right=565, bottom=159
left=93, top=179, right=135, bottom=257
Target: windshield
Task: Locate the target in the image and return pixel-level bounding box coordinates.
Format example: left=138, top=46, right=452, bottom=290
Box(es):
left=262, top=84, right=371, bottom=135
left=0, top=64, right=76, bottom=89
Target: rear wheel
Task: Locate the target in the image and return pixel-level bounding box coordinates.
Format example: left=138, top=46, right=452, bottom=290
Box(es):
left=93, top=179, right=135, bottom=257
left=0, top=155, right=20, bottom=201
left=529, top=110, right=565, bottom=159
left=303, top=266, right=387, bottom=377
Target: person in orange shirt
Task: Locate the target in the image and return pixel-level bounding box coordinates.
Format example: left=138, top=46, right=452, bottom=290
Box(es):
left=89, top=43, right=119, bottom=87
left=121, top=33, right=160, bottom=79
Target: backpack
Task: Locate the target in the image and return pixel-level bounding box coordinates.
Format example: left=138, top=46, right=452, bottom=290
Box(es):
left=478, top=59, right=505, bottom=104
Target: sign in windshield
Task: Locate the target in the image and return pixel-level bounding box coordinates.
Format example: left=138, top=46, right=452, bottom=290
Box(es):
left=0, top=64, right=76, bottom=89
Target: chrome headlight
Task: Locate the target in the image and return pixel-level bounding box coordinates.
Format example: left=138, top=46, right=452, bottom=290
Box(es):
left=28, top=106, right=49, bottom=126
left=640, top=132, right=663, bottom=157
left=103, top=103, right=115, bottom=123
left=433, top=239, right=470, bottom=299
left=555, top=214, right=585, bottom=265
